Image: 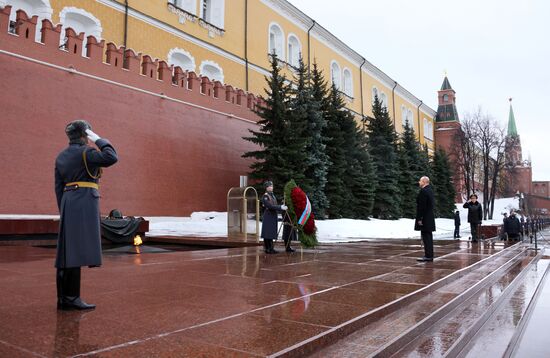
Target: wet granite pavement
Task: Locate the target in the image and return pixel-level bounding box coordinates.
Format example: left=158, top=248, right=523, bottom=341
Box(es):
left=0, top=239, right=512, bottom=357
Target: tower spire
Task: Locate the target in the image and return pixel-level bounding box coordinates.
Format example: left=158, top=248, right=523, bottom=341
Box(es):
left=507, top=98, right=518, bottom=137
left=436, top=74, right=459, bottom=122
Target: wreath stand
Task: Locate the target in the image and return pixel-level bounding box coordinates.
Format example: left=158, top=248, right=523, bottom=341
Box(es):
left=277, top=210, right=298, bottom=251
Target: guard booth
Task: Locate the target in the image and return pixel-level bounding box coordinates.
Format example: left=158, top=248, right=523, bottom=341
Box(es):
left=227, top=186, right=260, bottom=241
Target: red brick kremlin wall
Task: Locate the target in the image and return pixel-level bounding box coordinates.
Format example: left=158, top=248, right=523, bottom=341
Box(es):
left=0, top=7, right=262, bottom=216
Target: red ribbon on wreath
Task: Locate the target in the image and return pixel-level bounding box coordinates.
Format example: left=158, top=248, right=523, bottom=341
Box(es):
left=291, top=187, right=316, bottom=235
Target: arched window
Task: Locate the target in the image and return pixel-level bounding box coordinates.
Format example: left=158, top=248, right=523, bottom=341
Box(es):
left=380, top=92, right=387, bottom=108
left=407, top=109, right=414, bottom=130
left=171, top=0, right=196, bottom=15
left=401, top=106, right=408, bottom=127
left=287, top=34, right=301, bottom=67
left=342, top=68, right=353, bottom=97
left=200, top=0, right=224, bottom=28
left=199, top=60, right=224, bottom=83
left=59, top=7, right=102, bottom=56
left=331, top=61, right=341, bottom=89
left=268, top=22, right=284, bottom=59
left=372, top=87, right=379, bottom=104
left=5, top=0, right=52, bottom=40
left=424, top=118, right=433, bottom=140
left=167, top=48, right=195, bottom=72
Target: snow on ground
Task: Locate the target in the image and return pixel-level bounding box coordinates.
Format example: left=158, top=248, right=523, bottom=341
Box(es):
left=146, top=198, right=520, bottom=243
left=1, top=198, right=519, bottom=244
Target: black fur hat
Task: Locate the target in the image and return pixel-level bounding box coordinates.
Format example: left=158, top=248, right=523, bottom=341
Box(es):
left=65, top=120, right=91, bottom=140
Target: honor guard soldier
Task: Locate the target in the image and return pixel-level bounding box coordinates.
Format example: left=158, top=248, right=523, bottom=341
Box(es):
left=261, top=181, right=287, bottom=254
left=54, top=120, right=118, bottom=310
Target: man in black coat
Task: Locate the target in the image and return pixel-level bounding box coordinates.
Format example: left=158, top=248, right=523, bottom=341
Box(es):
left=261, top=181, right=287, bottom=254
left=415, top=176, right=436, bottom=262
left=55, top=120, right=118, bottom=310
left=504, top=212, right=522, bottom=241
left=453, top=210, right=461, bottom=239
left=463, top=194, right=483, bottom=242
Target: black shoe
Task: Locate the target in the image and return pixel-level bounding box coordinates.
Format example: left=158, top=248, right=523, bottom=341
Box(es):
left=417, top=257, right=433, bottom=262
left=286, top=247, right=295, bottom=252
left=59, top=297, right=96, bottom=311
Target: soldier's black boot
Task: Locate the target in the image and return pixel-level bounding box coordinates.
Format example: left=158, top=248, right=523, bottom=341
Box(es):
left=60, top=268, right=95, bottom=311
left=263, top=239, right=270, bottom=254
left=56, top=269, right=64, bottom=309
left=267, top=239, right=278, bottom=254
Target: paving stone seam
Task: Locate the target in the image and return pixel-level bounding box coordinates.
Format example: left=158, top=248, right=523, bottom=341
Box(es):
left=269, top=243, right=523, bottom=357
left=0, top=339, right=48, bottom=358
left=447, top=248, right=546, bottom=358
left=496, top=249, right=550, bottom=358
left=453, top=259, right=550, bottom=358
left=372, top=245, right=530, bottom=357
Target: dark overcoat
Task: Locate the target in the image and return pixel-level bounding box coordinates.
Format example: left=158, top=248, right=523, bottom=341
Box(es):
left=415, top=184, right=436, bottom=232
left=463, top=201, right=483, bottom=224
left=504, top=216, right=521, bottom=236
left=55, top=139, right=118, bottom=268
left=454, top=212, right=461, bottom=226
left=261, top=192, right=283, bottom=240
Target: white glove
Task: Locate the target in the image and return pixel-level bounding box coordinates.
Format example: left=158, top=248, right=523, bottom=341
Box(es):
left=85, top=129, right=101, bottom=143
left=281, top=205, right=288, bottom=210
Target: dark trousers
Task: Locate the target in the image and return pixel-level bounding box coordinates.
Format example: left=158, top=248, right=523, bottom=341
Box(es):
left=282, top=224, right=296, bottom=249
left=454, top=226, right=460, bottom=238
left=56, top=267, right=81, bottom=301
left=470, top=223, right=480, bottom=241
left=421, top=231, right=434, bottom=258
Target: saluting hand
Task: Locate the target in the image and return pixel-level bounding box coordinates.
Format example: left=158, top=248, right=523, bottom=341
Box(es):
left=85, top=129, right=101, bottom=143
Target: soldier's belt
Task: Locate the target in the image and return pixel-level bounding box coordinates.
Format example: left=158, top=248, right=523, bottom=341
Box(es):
left=65, top=181, right=99, bottom=190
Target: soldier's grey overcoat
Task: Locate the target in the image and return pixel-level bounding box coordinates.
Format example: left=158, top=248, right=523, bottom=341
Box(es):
left=54, top=139, right=118, bottom=268
left=261, top=192, right=283, bottom=240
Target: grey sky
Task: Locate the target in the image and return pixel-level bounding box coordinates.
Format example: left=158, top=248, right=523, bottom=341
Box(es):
left=288, top=0, right=550, bottom=180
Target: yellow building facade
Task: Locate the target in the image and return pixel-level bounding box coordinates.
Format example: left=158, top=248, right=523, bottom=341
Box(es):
left=3, top=0, right=436, bottom=149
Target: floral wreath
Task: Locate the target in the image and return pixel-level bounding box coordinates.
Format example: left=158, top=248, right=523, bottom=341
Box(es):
left=284, top=180, right=318, bottom=247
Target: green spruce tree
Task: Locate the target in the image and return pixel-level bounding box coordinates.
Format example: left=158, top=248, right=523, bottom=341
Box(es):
left=329, top=84, right=377, bottom=219
left=243, top=54, right=303, bottom=199
left=316, top=65, right=347, bottom=218
left=431, top=148, right=456, bottom=218
left=289, top=58, right=330, bottom=218
left=397, top=120, right=423, bottom=218
left=366, top=95, right=402, bottom=219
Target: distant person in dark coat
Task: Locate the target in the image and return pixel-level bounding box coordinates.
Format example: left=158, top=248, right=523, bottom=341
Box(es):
left=55, top=120, right=118, bottom=310
left=501, top=212, right=509, bottom=240
left=415, top=176, right=436, bottom=262
left=504, top=212, right=522, bottom=241
left=453, top=210, right=461, bottom=239
left=463, top=194, right=483, bottom=242
left=261, top=181, right=287, bottom=254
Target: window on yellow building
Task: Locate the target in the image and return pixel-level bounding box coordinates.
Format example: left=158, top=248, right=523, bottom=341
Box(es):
left=380, top=92, right=387, bottom=108
left=268, top=23, right=284, bottom=59
left=343, top=68, right=353, bottom=97
left=168, top=48, right=196, bottom=73
left=287, top=34, right=301, bottom=67
left=407, top=109, right=414, bottom=130
left=424, top=118, right=433, bottom=140
left=171, top=0, right=197, bottom=15
left=200, top=0, right=224, bottom=29
left=59, top=7, right=102, bottom=57
left=200, top=60, right=224, bottom=83
left=6, top=0, right=52, bottom=40
left=331, top=61, right=341, bottom=90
